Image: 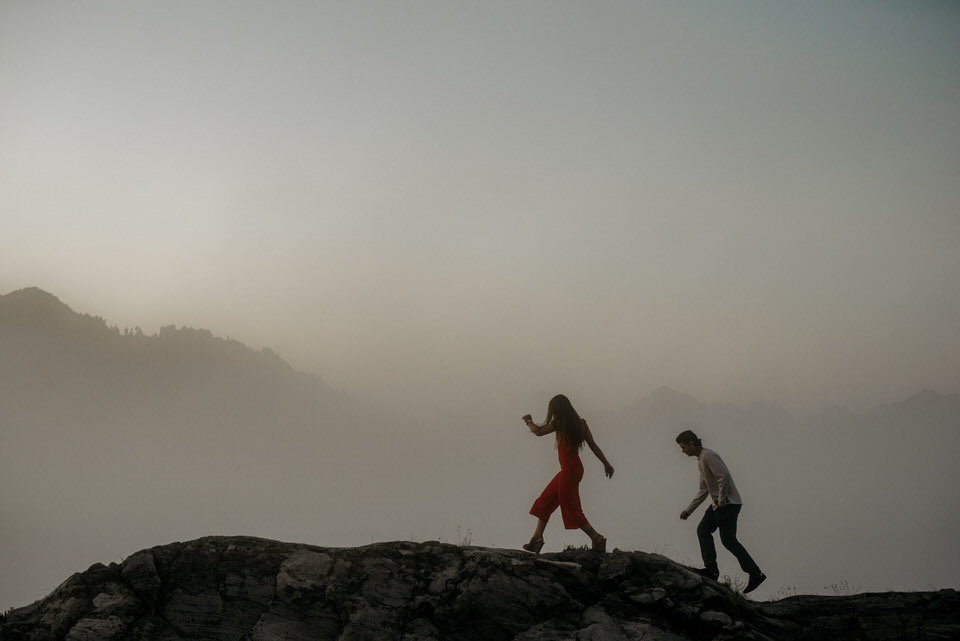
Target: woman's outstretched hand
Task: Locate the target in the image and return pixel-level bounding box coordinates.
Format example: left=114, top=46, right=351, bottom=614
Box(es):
left=604, top=463, right=615, bottom=479
left=522, top=414, right=537, bottom=435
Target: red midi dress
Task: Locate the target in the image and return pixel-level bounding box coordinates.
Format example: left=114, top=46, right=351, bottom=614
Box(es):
left=529, top=440, right=588, bottom=530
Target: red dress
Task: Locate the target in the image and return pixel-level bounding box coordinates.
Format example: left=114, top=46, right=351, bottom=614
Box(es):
left=529, top=439, right=588, bottom=530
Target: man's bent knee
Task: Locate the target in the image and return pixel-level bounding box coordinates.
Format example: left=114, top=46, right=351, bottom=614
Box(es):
left=719, top=532, right=740, bottom=549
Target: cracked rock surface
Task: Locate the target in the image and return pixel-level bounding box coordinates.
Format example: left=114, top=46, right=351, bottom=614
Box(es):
left=2, top=536, right=957, bottom=640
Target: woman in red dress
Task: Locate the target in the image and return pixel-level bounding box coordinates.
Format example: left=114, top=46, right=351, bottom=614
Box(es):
left=522, top=394, right=615, bottom=554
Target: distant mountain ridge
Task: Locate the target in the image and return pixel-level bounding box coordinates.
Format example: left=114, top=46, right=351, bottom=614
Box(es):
left=613, top=384, right=960, bottom=436
left=614, top=386, right=798, bottom=432
left=0, top=286, right=75, bottom=321
left=866, top=388, right=960, bottom=425
left=3, top=287, right=956, bottom=424
left=0, top=287, right=348, bottom=426
left=0, top=286, right=319, bottom=382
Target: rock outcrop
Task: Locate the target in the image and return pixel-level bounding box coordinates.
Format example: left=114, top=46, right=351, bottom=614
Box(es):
left=2, top=536, right=957, bottom=641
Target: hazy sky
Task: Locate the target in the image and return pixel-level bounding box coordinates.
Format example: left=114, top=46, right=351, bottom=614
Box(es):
left=3, top=2, right=960, bottom=613
left=2, top=1, right=959, bottom=414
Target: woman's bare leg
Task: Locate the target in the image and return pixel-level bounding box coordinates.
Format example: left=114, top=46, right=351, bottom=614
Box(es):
left=581, top=523, right=604, bottom=546
left=532, top=518, right=547, bottom=541
left=523, top=518, right=548, bottom=553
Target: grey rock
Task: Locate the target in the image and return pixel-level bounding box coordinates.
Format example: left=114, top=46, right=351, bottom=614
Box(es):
left=121, top=551, right=161, bottom=599
left=359, top=557, right=413, bottom=607
left=699, top=610, right=734, bottom=628
left=64, top=615, right=126, bottom=641
left=598, top=551, right=634, bottom=581
left=90, top=582, right=140, bottom=618
left=2, top=536, right=958, bottom=641
left=627, top=587, right=668, bottom=605
left=276, top=550, right=334, bottom=597
left=37, top=594, right=86, bottom=638
left=249, top=611, right=339, bottom=641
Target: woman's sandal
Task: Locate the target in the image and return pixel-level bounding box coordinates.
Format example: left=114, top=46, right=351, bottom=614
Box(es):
left=592, top=535, right=607, bottom=553
left=522, top=537, right=544, bottom=554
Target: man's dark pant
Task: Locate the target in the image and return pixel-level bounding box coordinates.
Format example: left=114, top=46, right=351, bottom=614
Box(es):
left=697, top=504, right=760, bottom=577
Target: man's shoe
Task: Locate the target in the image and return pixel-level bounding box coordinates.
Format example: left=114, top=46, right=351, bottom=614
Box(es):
left=744, top=572, right=767, bottom=594
left=694, top=568, right=719, bottom=581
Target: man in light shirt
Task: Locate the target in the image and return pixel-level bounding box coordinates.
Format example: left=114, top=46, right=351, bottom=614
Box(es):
left=676, top=429, right=766, bottom=594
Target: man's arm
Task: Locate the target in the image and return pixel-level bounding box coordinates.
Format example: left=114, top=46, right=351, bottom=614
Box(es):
left=681, top=477, right=708, bottom=519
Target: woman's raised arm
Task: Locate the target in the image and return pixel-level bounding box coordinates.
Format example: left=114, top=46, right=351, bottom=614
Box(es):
left=523, top=414, right=557, bottom=437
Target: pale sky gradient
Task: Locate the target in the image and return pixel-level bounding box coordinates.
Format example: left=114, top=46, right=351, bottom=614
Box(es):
left=2, top=1, right=959, bottom=414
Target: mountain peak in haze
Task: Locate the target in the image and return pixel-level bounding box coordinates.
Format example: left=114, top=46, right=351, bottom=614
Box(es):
left=1, top=286, right=346, bottom=426
left=637, top=386, right=703, bottom=415
left=647, top=385, right=700, bottom=404
left=2, top=286, right=62, bottom=303
left=0, top=287, right=75, bottom=323
left=865, top=387, right=960, bottom=429
left=902, top=388, right=945, bottom=405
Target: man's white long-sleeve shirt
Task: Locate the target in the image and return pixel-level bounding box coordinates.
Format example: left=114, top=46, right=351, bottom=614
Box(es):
left=684, top=448, right=743, bottom=515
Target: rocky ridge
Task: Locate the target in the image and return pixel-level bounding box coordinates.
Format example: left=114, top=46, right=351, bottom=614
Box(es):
left=2, top=536, right=958, bottom=641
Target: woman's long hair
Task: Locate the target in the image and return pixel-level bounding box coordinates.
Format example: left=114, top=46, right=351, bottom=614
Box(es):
left=543, top=394, right=585, bottom=451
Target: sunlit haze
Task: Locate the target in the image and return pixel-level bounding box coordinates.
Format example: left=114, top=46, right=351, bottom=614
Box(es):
left=3, top=1, right=958, bottom=414
left=2, top=0, right=959, bottom=612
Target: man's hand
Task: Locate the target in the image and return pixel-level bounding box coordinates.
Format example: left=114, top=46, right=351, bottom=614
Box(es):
left=680, top=511, right=689, bottom=520
left=522, top=414, right=533, bottom=424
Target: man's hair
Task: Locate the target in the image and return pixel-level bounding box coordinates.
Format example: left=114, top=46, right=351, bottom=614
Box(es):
left=675, top=430, right=701, bottom=447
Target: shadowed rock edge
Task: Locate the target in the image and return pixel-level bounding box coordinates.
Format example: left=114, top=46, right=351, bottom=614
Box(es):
left=1, top=536, right=957, bottom=640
